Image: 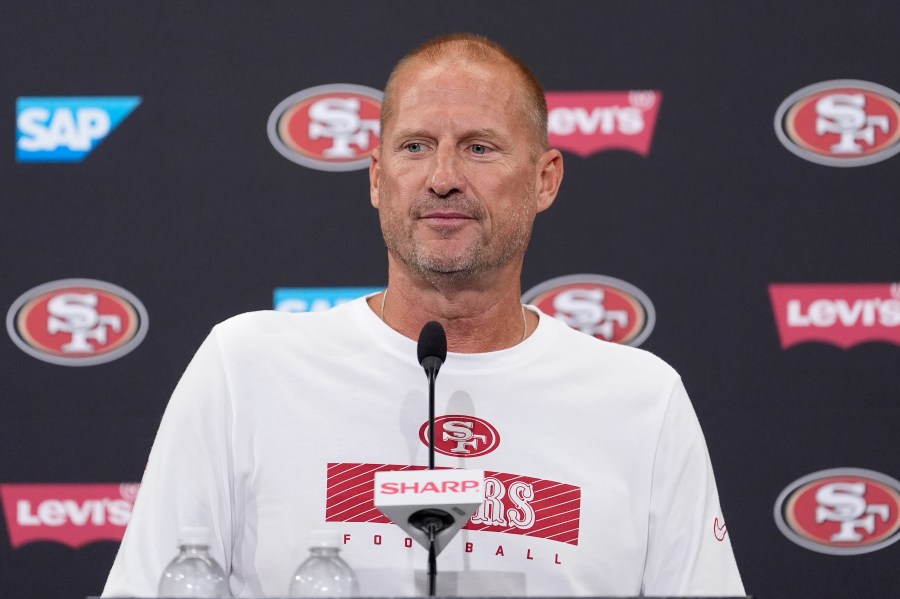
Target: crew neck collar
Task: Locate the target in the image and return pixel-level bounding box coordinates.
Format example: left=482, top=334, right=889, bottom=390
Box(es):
left=347, top=294, right=558, bottom=374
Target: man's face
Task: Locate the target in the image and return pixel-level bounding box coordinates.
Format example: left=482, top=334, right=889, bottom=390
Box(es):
left=370, top=59, right=556, bottom=281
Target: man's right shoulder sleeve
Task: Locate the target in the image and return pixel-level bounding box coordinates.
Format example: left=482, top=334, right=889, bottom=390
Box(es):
left=101, top=327, right=236, bottom=597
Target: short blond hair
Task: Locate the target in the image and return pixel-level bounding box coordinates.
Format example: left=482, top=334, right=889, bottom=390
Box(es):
left=380, top=33, right=549, bottom=152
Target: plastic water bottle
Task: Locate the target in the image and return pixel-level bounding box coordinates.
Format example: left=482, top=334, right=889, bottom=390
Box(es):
left=288, top=530, right=359, bottom=597
left=158, top=526, right=230, bottom=597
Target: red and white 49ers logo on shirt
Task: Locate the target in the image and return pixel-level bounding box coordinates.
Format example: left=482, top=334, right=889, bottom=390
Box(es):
left=419, top=415, right=500, bottom=457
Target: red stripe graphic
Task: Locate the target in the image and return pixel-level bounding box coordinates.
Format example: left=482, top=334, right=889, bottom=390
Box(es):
left=325, top=463, right=580, bottom=546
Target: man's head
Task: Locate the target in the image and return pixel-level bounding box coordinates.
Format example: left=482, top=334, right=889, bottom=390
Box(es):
left=370, top=33, right=563, bottom=285
left=380, top=33, right=549, bottom=156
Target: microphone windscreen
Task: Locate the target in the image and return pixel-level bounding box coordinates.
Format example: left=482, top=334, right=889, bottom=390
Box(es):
left=417, top=321, right=447, bottom=365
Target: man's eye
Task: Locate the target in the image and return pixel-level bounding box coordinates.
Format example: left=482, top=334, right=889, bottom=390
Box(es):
left=406, top=143, right=424, bottom=153
left=471, top=144, right=489, bottom=155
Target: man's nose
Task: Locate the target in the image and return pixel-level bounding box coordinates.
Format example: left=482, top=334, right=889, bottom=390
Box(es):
left=429, top=146, right=465, bottom=197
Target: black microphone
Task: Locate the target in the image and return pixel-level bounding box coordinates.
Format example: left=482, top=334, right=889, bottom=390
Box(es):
left=375, top=320, right=482, bottom=596
left=417, top=320, right=447, bottom=380
left=417, top=321, right=446, bottom=471
left=415, top=321, right=448, bottom=596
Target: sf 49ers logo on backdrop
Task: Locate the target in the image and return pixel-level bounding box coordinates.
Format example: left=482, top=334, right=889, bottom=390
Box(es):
left=0, top=483, right=139, bottom=548
left=545, top=91, right=662, bottom=157
left=522, top=274, right=656, bottom=347
left=774, top=80, right=900, bottom=167
left=774, top=468, right=900, bottom=555
left=769, top=283, right=900, bottom=349
left=267, top=84, right=382, bottom=171
left=419, top=415, right=500, bottom=457
left=6, top=278, right=149, bottom=366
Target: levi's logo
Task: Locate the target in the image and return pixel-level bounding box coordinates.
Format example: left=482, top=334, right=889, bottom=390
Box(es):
left=769, top=283, right=900, bottom=349
left=327, top=463, right=581, bottom=545
left=545, top=91, right=662, bottom=157
left=0, top=483, right=139, bottom=548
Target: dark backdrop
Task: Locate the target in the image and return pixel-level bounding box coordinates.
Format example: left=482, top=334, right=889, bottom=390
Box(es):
left=2, top=2, right=899, bottom=598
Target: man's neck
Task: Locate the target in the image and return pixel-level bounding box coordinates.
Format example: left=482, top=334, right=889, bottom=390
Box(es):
left=367, top=258, right=536, bottom=353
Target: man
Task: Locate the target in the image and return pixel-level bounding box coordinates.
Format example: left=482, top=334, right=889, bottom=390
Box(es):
left=103, top=34, right=744, bottom=597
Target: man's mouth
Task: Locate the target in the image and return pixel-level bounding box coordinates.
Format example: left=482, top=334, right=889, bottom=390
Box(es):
left=421, top=211, right=473, bottom=219
left=419, top=211, right=475, bottom=226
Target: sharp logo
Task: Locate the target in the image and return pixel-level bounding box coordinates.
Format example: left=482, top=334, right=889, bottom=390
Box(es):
left=769, top=283, right=900, bottom=349
left=267, top=84, right=382, bottom=171
left=0, top=483, right=139, bottom=548
left=419, top=415, right=501, bottom=458
left=774, top=469, right=900, bottom=555
left=775, top=80, right=900, bottom=167
left=545, top=91, right=662, bottom=157
left=7, top=279, right=149, bottom=366
left=379, top=480, right=481, bottom=495
left=16, top=97, right=141, bottom=162
left=522, top=274, right=656, bottom=347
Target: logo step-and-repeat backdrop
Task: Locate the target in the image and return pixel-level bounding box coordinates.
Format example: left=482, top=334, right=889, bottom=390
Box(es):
left=1, top=3, right=898, bottom=598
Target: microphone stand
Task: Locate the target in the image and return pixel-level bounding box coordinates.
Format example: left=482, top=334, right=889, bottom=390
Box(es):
left=428, top=365, right=436, bottom=470
left=376, top=322, right=481, bottom=599
left=415, top=321, right=448, bottom=597
left=425, top=360, right=439, bottom=595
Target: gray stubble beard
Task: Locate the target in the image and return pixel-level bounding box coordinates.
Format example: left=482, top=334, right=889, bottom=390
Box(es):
left=378, top=191, right=535, bottom=284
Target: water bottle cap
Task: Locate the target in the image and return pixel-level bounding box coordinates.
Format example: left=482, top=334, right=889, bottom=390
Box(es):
left=309, top=529, right=342, bottom=548
left=177, top=526, right=210, bottom=547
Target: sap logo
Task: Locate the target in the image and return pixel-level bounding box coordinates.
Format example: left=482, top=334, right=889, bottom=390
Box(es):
left=16, top=96, right=141, bottom=162
left=274, top=287, right=381, bottom=313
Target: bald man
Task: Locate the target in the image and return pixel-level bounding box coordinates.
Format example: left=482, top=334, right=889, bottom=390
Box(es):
left=103, top=34, right=744, bottom=597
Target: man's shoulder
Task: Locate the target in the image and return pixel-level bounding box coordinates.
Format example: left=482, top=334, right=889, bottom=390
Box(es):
left=538, top=309, right=679, bottom=380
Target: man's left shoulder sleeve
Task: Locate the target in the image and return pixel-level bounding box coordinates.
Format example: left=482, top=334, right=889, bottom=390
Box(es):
left=642, top=379, right=746, bottom=596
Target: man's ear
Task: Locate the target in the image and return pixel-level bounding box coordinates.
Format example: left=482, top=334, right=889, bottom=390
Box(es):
left=536, top=148, right=564, bottom=213
left=369, top=146, right=381, bottom=208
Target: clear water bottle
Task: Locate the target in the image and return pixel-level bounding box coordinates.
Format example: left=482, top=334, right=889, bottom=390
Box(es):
left=158, top=526, right=230, bottom=597
left=288, top=530, right=359, bottom=597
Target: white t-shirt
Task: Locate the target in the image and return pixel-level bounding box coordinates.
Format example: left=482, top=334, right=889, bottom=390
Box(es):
left=102, top=297, right=744, bottom=597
